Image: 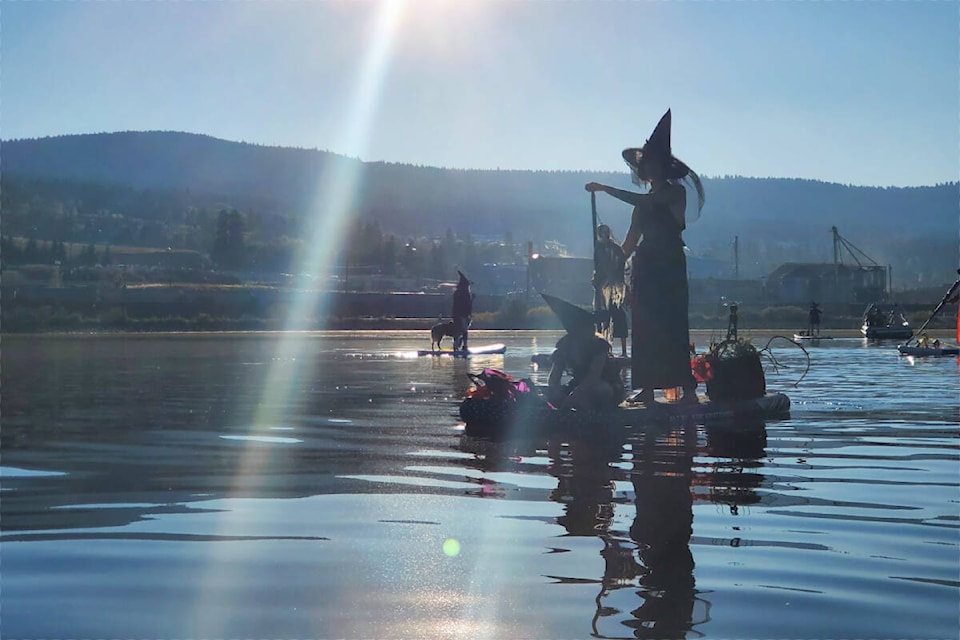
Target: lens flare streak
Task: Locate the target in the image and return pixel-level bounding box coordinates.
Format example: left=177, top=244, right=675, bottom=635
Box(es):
left=193, top=3, right=406, bottom=637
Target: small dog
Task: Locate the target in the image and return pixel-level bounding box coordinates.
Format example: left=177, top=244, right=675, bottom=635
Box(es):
left=430, top=321, right=463, bottom=351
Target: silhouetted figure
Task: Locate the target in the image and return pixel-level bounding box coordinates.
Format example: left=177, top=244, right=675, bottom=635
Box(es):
left=594, top=223, right=628, bottom=357
left=587, top=109, right=705, bottom=405
left=542, top=293, right=625, bottom=411
left=452, top=270, right=473, bottom=351
left=808, top=301, right=822, bottom=337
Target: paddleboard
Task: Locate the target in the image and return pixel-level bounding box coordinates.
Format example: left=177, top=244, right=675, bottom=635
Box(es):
left=461, top=391, right=791, bottom=440
left=532, top=353, right=631, bottom=368
left=417, top=343, right=506, bottom=357
left=793, top=333, right=833, bottom=341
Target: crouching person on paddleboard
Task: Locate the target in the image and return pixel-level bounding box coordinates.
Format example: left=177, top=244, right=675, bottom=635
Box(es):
left=542, top=293, right=626, bottom=412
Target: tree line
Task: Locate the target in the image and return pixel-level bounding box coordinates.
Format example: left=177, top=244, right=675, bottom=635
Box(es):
left=2, top=236, right=113, bottom=267
left=212, top=210, right=524, bottom=278
left=2, top=208, right=526, bottom=285
left=3, top=131, right=958, bottom=289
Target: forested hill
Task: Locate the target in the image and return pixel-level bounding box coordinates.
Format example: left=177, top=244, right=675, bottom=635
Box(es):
left=3, top=131, right=957, bottom=281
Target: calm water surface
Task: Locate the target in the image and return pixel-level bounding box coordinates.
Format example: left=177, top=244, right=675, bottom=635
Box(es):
left=2, top=330, right=958, bottom=639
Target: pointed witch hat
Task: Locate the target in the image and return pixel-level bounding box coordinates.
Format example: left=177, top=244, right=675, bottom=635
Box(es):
left=621, top=108, right=705, bottom=214
left=457, top=270, right=471, bottom=287
left=621, top=109, right=690, bottom=181
left=541, top=293, right=595, bottom=333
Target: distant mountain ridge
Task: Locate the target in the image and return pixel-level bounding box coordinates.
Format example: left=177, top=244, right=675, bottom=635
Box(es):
left=3, top=131, right=956, bottom=281
left=2, top=131, right=347, bottom=199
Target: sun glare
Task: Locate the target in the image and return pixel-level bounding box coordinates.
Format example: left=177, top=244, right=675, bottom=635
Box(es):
left=257, top=0, right=403, bottom=423
left=195, top=3, right=406, bottom=635
left=392, top=0, right=493, bottom=62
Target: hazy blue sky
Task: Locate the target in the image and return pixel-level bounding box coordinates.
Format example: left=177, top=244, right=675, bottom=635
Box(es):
left=4, top=0, right=957, bottom=187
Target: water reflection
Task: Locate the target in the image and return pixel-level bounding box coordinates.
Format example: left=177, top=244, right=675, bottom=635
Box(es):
left=7, top=333, right=956, bottom=638
left=701, top=417, right=767, bottom=516
left=446, top=357, right=475, bottom=399
left=548, top=434, right=625, bottom=537
left=534, top=417, right=768, bottom=639
left=623, top=425, right=698, bottom=639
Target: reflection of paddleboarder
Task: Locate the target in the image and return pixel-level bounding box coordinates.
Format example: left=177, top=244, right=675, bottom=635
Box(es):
left=550, top=419, right=767, bottom=638
left=549, top=436, right=619, bottom=537
left=586, top=424, right=699, bottom=637
left=628, top=425, right=696, bottom=636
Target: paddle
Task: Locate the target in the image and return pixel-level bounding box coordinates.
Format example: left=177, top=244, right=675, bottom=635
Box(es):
left=591, top=192, right=602, bottom=332
left=903, top=269, right=960, bottom=346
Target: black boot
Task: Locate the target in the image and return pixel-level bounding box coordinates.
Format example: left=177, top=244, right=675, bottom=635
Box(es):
left=679, top=382, right=699, bottom=405
left=627, top=388, right=654, bottom=405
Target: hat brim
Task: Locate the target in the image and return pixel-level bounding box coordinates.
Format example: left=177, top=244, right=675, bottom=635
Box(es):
left=622, top=147, right=691, bottom=181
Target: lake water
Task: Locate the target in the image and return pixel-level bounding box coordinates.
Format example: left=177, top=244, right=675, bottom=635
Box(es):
left=2, top=330, right=958, bottom=639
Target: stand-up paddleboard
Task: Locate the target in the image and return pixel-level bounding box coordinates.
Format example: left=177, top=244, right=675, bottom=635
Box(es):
left=532, top=353, right=630, bottom=368
left=417, top=343, right=506, bottom=357
left=793, top=332, right=833, bottom=341
left=460, top=391, right=791, bottom=440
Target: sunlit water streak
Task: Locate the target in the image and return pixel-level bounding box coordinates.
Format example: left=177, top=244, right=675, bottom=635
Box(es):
left=2, top=331, right=957, bottom=639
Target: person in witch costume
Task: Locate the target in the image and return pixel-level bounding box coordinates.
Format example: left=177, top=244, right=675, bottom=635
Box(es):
left=594, top=223, right=629, bottom=357
left=543, top=293, right=626, bottom=411
left=586, top=109, right=705, bottom=405
left=452, top=270, right=474, bottom=352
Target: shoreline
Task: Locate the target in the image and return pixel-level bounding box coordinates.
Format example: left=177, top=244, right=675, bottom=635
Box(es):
left=4, top=327, right=955, bottom=340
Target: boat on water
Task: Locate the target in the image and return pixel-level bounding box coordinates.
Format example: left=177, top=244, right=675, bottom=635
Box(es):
left=896, top=273, right=960, bottom=357
left=897, top=343, right=959, bottom=357
left=861, top=303, right=913, bottom=340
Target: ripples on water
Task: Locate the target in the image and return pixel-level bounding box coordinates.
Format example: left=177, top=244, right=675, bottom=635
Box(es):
left=2, top=331, right=957, bottom=639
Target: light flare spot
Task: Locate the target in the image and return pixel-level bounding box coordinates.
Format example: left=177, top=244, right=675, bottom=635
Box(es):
left=442, top=538, right=461, bottom=557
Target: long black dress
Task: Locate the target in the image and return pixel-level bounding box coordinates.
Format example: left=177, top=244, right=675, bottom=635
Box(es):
left=629, top=195, right=695, bottom=391
left=452, top=282, right=473, bottom=350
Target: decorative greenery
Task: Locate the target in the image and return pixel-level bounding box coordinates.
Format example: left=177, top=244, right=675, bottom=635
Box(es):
left=692, top=337, right=761, bottom=384
left=709, top=337, right=760, bottom=360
